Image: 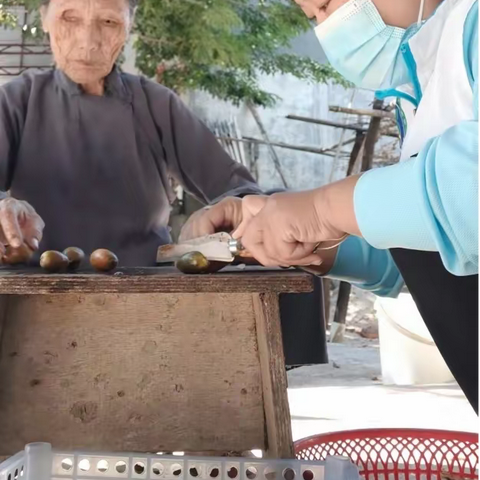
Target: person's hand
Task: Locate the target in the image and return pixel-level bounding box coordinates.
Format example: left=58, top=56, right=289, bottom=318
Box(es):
left=179, top=197, right=244, bottom=242
left=0, top=197, right=45, bottom=256
left=294, top=0, right=349, bottom=23
left=233, top=191, right=343, bottom=267
left=234, top=177, right=361, bottom=268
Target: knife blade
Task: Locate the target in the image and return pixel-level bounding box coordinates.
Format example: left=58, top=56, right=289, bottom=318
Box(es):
left=157, top=233, right=249, bottom=264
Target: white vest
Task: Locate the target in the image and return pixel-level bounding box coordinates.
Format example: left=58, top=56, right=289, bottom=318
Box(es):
left=399, top=0, right=476, bottom=160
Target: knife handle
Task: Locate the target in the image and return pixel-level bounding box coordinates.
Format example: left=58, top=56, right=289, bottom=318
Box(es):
left=230, top=239, right=322, bottom=274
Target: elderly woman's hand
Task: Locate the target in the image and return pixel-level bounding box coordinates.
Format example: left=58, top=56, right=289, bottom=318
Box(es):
left=0, top=197, right=45, bottom=256
left=178, top=197, right=245, bottom=242
left=294, top=0, right=349, bottom=23
left=233, top=176, right=361, bottom=268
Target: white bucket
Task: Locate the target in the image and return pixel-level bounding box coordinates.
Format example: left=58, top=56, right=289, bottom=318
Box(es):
left=375, top=293, right=455, bottom=386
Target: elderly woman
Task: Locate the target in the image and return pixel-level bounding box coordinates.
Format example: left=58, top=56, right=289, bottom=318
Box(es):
left=0, top=0, right=328, bottom=369
left=0, top=0, right=260, bottom=266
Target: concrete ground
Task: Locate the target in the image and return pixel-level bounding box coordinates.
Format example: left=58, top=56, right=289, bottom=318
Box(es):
left=287, top=342, right=478, bottom=442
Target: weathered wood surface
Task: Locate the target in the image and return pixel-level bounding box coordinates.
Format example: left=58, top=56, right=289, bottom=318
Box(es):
left=0, top=267, right=313, bottom=295
left=0, top=293, right=267, bottom=455
left=253, top=294, right=294, bottom=458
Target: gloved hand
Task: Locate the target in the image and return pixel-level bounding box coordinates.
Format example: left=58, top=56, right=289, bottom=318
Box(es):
left=179, top=197, right=244, bottom=242
left=234, top=176, right=361, bottom=268
left=0, top=197, right=45, bottom=259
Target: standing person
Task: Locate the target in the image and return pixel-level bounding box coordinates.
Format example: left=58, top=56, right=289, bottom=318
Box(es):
left=231, top=0, right=478, bottom=411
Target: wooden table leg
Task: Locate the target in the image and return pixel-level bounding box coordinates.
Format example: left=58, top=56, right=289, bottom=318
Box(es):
left=253, top=293, right=294, bottom=458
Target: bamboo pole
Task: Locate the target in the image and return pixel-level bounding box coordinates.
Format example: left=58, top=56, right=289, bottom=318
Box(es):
left=286, top=114, right=399, bottom=139
left=329, top=105, right=395, bottom=120
left=330, top=99, right=385, bottom=344
left=214, top=135, right=356, bottom=157
left=328, top=90, right=357, bottom=182
left=346, top=132, right=366, bottom=177
left=248, top=103, right=289, bottom=188
left=287, top=114, right=365, bottom=132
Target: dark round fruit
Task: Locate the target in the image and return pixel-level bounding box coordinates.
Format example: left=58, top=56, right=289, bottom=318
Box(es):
left=63, top=247, right=85, bottom=271
left=90, top=249, right=119, bottom=273
left=175, top=251, right=211, bottom=274
left=40, top=251, right=69, bottom=273
left=2, top=244, right=34, bottom=265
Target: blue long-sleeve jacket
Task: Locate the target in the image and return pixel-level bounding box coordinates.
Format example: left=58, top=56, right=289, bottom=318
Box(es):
left=329, top=1, right=478, bottom=297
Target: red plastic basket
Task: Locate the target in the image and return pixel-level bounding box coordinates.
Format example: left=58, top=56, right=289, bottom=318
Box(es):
left=295, top=428, right=478, bottom=480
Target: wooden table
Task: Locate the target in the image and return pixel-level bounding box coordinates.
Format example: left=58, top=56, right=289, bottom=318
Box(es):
left=0, top=267, right=313, bottom=457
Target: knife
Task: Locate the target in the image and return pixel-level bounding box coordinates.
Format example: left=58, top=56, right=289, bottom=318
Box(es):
left=157, top=232, right=251, bottom=264
left=157, top=232, right=347, bottom=276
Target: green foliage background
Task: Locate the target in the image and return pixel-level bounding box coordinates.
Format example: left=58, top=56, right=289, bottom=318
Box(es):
left=0, top=0, right=348, bottom=106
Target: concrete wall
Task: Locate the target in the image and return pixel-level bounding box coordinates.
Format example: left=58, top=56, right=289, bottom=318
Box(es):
left=185, top=77, right=377, bottom=191
left=182, top=29, right=379, bottom=190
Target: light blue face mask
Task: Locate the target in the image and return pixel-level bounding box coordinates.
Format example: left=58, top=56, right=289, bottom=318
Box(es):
left=315, top=0, right=423, bottom=91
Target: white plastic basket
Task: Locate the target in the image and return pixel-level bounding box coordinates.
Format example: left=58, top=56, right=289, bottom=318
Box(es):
left=0, top=443, right=360, bottom=480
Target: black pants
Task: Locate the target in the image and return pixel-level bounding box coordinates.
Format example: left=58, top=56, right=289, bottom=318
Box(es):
left=391, top=249, right=478, bottom=413
left=280, top=275, right=328, bottom=367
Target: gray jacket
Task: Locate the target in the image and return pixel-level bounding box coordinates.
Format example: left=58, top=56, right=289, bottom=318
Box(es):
left=0, top=67, right=259, bottom=266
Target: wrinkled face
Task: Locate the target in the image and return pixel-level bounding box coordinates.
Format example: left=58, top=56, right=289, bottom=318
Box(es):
left=41, top=0, right=131, bottom=85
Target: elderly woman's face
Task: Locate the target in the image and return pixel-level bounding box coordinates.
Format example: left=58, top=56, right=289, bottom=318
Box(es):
left=41, top=0, right=131, bottom=85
